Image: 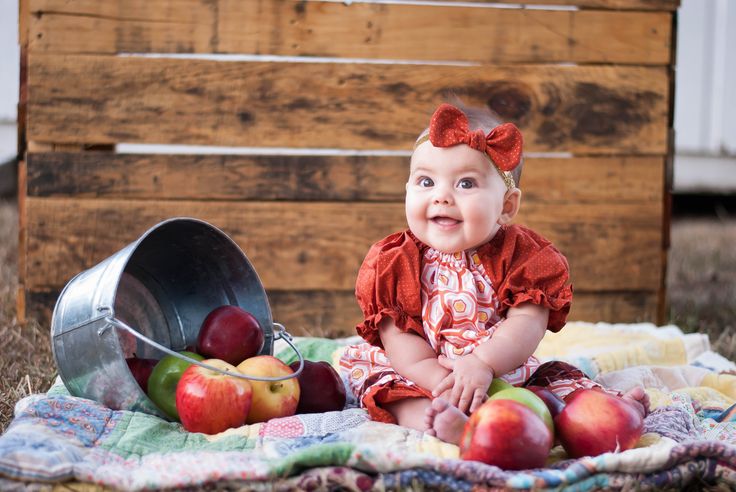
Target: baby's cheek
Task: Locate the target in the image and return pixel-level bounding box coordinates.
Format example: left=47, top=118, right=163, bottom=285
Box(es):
left=464, top=206, right=500, bottom=243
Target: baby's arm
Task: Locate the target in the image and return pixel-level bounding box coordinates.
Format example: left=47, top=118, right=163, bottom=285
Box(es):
left=378, top=318, right=451, bottom=392
left=473, top=302, right=549, bottom=376
left=432, top=302, right=548, bottom=413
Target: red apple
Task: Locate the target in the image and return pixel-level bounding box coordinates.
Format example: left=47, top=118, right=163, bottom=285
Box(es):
left=460, top=399, right=553, bottom=470
left=196, top=306, right=264, bottom=365
left=525, top=385, right=566, bottom=419
left=125, top=357, right=157, bottom=394
left=175, top=358, right=253, bottom=434
left=554, top=388, right=643, bottom=458
left=237, top=356, right=300, bottom=423
left=489, top=387, right=554, bottom=435
left=289, top=360, right=346, bottom=414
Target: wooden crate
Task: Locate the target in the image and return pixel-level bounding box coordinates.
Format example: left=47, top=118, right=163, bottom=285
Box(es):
left=17, top=0, right=679, bottom=336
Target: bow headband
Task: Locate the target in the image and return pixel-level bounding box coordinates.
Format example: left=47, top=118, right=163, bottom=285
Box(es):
left=415, top=103, right=523, bottom=189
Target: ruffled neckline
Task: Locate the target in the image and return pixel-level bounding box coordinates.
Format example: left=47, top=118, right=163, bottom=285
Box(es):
left=423, top=248, right=483, bottom=270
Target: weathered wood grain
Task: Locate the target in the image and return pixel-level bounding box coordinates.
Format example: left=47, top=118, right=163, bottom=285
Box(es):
left=26, top=153, right=664, bottom=205
left=17, top=160, right=28, bottom=323
left=19, top=0, right=29, bottom=46
left=27, top=55, right=670, bottom=154
left=24, top=288, right=661, bottom=338
left=442, top=0, right=678, bottom=9
left=24, top=197, right=662, bottom=292
left=269, top=290, right=662, bottom=336
left=26, top=153, right=410, bottom=202
left=28, top=0, right=672, bottom=64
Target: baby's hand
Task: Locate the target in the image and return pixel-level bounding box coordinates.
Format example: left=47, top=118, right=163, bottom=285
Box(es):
left=432, top=354, right=493, bottom=414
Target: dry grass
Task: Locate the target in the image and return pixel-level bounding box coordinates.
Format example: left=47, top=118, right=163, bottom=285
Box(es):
left=668, top=217, right=736, bottom=360
left=0, top=200, right=56, bottom=434
left=0, top=200, right=735, bottom=435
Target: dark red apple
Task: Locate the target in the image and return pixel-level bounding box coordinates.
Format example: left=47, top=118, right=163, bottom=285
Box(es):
left=289, top=360, right=346, bottom=414
left=460, top=399, right=553, bottom=470
left=554, top=388, right=643, bottom=458
left=125, top=357, right=157, bottom=394
left=525, top=385, right=566, bottom=419
left=196, top=306, right=264, bottom=366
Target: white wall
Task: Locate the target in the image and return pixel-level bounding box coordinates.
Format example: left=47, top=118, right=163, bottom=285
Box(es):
left=672, top=0, right=736, bottom=192
left=0, top=0, right=19, bottom=122
left=674, top=0, right=736, bottom=156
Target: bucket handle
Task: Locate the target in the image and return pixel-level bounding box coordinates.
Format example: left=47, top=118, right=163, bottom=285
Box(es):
left=102, top=313, right=303, bottom=382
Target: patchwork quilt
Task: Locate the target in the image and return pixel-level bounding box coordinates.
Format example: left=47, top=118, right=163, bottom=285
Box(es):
left=2, top=322, right=736, bottom=491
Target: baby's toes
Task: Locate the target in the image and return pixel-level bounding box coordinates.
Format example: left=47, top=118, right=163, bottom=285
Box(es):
left=431, top=397, right=451, bottom=413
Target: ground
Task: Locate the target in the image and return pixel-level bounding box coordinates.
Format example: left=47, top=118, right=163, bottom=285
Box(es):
left=1, top=199, right=734, bottom=433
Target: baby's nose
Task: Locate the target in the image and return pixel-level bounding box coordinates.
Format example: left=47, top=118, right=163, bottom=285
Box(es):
left=432, top=190, right=454, bottom=205
left=431, top=183, right=454, bottom=205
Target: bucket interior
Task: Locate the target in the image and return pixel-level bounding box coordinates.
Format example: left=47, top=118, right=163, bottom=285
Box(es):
left=113, top=220, right=272, bottom=359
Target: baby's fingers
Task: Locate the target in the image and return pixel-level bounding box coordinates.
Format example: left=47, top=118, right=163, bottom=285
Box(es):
left=458, top=385, right=482, bottom=414
left=448, top=381, right=463, bottom=409
left=469, top=389, right=486, bottom=413
left=432, top=374, right=455, bottom=398
left=437, top=355, right=455, bottom=370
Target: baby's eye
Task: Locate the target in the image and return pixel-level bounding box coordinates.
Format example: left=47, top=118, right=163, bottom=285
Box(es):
left=418, top=177, right=434, bottom=187
left=458, top=178, right=475, bottom=189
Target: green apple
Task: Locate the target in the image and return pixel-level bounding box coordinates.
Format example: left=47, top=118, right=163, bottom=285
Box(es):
left=490, top=387, right=554, bottom=434
left=148, top=351, right=204, bottom=420
left=487, top=378, right=514, bottom=397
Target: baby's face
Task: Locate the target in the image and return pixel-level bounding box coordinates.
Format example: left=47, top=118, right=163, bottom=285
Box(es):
left=406, top=141, right=510, bottom=253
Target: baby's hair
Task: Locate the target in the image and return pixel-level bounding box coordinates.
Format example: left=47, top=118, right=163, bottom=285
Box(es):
left=418, top=97, right=525, bottom=187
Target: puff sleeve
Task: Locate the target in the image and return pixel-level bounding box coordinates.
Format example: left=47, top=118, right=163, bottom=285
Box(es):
left=354, top=231, right=425, bottom=347
left=481, top=225, right=573, bottom=332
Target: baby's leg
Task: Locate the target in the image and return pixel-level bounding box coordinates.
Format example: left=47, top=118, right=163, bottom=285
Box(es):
left=384, top=397, right=433, bottom=432
left=424, top=398, right=468, bottom=444
left=526, top=361, right=650, bottom=417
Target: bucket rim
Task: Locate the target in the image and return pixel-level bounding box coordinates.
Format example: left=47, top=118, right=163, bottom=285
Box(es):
left=112, top=215, right=273, bottom=322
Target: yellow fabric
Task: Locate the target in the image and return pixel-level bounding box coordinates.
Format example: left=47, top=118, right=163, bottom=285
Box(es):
left=646, top=388, right=676, bottom=410
left=594, top=339, right=688, bottom=373
left=675, top=386, right=735, bottom=409
left=701, top=373, right=736, bottom=401
left=535, top=322, right=690, bottom=373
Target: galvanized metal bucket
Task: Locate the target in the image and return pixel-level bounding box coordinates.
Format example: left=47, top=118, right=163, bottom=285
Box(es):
left=51, top=217, right=302, bottom=419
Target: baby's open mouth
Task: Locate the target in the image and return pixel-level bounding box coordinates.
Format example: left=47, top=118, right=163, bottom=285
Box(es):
left=430, top=216, right=462, bottom=226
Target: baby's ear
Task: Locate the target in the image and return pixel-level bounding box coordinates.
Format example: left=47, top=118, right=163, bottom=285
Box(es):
left=498, top=188, right=521, bottom=225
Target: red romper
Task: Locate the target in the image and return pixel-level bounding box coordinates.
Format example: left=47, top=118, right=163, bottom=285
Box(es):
left=339, top=224, right=598, bottom=423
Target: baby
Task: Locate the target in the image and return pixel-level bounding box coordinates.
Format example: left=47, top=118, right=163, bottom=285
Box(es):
left=339, top=101, right=648, bottom=444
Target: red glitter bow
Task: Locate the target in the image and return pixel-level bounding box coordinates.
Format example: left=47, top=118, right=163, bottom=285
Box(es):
left=428, top=103, right=523, bottom=171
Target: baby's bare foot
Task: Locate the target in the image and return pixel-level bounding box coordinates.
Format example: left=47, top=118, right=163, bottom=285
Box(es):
left=423, top=398, right=468, bottom=445
left=622, top=386, right=650, bottom=418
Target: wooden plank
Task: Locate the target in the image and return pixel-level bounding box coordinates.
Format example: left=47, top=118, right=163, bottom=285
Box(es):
left=444, top=0, right=679, bottom=9
left=268, top=291, right=363, bottom=338
left=25, top=288, right=661, bottom=338
left=18, top=44, right=28, bottom=158
left=24, top=197, right=662, bottom=292
left=26, top=153, right=410, bottom=202
left=26, top=153, right=664, bottom=204
left=571, top=290, right=660, bottom=324
left=27, top=55, right=671, bottom=154
left=16, top=160, right=28, bottom=324
left=19, top=0, right=29, bottom=46
left=28, top=0, right=672, bottom=65
left=268, top=290, right=662, bottom=336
